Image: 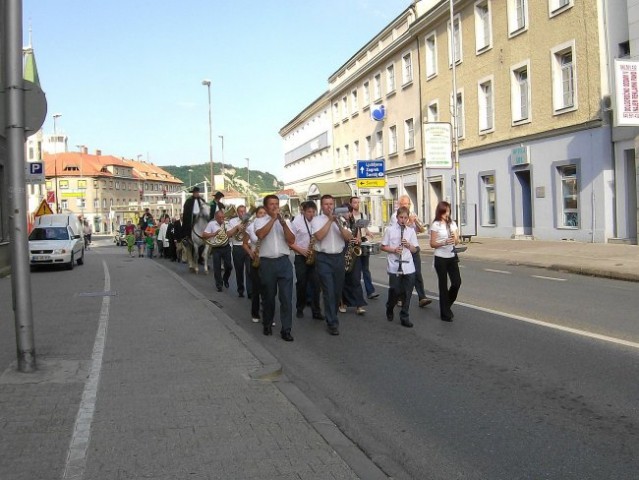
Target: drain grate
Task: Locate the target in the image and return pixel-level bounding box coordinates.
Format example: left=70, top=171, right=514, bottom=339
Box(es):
left=78, top=291, right=118, bottom=297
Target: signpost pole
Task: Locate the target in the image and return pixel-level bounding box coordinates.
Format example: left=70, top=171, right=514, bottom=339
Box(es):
left=4, top=0, right=37, bottom=372
left=450, top=0, right=462, bottom=235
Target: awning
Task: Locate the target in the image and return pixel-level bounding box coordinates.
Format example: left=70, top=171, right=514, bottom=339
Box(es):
left=307, top=182, right=353, bottom=199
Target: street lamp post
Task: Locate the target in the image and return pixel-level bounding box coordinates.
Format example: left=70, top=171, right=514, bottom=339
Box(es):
left=53, top=113, right=62, bottom=213
left=449, top=0, right=462, bottom=235
left=202, top=79, right=214, bottom=192
left=245, top=157, right=250, bottom=192
left=188, top=168, right=193, bottom=189
left=76, top=144, right=86, bottom=220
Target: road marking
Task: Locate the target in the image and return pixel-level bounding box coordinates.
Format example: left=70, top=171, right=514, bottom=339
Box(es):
left=63, top=260, right=111, bottom=480
left=484, top=268, right=512, bottom=274
left=531, top=275, right=567, bottom=282
left=371, top=281, right=639, bottom=351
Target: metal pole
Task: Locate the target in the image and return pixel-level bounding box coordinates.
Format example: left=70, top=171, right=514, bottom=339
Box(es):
left=53, top=113, right=61, bottom=213
left=202, top=79, right=214, bottom=191
left=245, top=157, right=250, bottom=189
left=4, top=0, right=37, bottom=372
left=449, top=0, right=462, bottom=234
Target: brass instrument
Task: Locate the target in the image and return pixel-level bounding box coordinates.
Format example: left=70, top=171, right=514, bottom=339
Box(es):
left=344, top=219, right=362, bottom=273
left=305, top=235, right=317, bottom=266
left=251, top=239, right=261, bottom=268
left=279, top=204, right=292, bottom=220
left=233, top=206, right=256, bottom=242
left=210, top=222, right=229, bottom=248
left=223, top=205, right=237, bottom=221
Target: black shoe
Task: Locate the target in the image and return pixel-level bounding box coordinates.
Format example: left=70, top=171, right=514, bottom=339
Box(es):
left=441, top=316, right=453, bottom=322
left=296, top=310, right=304, bottom=319
left=224, top=281, right=230, bottom=288
left=281, top=331, right=294, bottom=342
left=386, top=309, right=394, bottom=322
left=401, top=320, right=414, bottom=328
left=216, top=286, right=222, bottom=292
left=263, top=325, right=273, bottom=336
left=238, top=292, right=244, bottom=298
left=247, top=294, right=252, bottom=299
left=367, top=292, right=380, bottom=299
left=327, top=325, right=339, bottom=336
left=312, top=313, right=324, bottom=320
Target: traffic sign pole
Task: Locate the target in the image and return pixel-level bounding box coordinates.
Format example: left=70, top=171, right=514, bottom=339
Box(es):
left=4, top=0, right=37, bottom=373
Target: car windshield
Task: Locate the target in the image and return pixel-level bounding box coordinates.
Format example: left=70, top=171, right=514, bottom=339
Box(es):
left=29, top=227, right=69, bottom=241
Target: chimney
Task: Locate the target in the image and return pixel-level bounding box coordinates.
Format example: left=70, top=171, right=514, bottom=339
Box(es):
left=82, top=146, right=88, bottom=154
left=95, top=149, right=101, bottom=156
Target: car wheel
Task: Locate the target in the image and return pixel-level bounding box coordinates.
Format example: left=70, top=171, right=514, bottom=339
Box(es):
left=67, top=253, right=74, bottom=270
left=77, top=249, right=84, bottom=265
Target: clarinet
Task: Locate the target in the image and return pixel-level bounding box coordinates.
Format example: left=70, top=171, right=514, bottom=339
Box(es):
left=397, top=225, right=405, bottom=275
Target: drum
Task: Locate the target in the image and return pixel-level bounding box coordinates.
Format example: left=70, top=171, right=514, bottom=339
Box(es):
left=360, top=242, right=380, bottom=256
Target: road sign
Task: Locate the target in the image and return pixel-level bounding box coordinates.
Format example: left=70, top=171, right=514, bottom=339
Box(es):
left=357, top=179, right=386, bottom=188
left=46, top=191, right=55, bottom=204
left=357, top=160, right=385, bottom=179
left=34, top=199, right=54, bottom=217
left=25, top=161, right=45, bottom=183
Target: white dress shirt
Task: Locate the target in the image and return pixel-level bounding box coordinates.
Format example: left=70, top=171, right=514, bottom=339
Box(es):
left=290, top=215, right=313, bottom=251
left=382, top=223, right=417, bottom=275
left=389, top=210, right=421, bottom=234
left=253, top=216, right=291, bottom=258
left=311, top=214, right=345, bottom=254
left=204, top=220, right=228, bottom=236
left=246, top=222, right=258, bottom=246
left=430, top=220, right=458, bottom=259
left=228, top=217, right=243, bottom=246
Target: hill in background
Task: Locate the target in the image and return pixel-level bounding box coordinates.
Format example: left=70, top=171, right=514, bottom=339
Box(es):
left=162, top=162, right=284, bottom=195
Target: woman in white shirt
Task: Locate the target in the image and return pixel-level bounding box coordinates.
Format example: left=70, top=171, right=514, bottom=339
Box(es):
left=429, top=201, right=462, bottom=322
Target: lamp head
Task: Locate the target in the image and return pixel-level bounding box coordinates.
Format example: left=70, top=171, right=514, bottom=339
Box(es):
left=202, top=79, right=211, bottom=86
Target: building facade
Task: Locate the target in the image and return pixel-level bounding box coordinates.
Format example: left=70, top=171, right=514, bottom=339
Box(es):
left=281, top=0, right=639, bottom=243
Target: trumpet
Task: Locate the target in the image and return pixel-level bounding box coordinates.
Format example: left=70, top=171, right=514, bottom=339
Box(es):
left=279, top=204, right=292, bottom=221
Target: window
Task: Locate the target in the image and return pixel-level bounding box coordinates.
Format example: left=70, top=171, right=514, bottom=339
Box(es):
left=448, top=14, right=462, bottom=65
left=59, top=180, right=69, bottom=189
left=353, top=140, right=359, bottom=165
left=474, top=1, right=492, bottom=53
left=551, top=41, right=576, bottom=113
left=507, top=0, right=528, bottom=36
left=559, top=165, right=579, bottom=227
left=365, top=136, right=372, bottom=159
left=363, top=81, right=370, bottom=106
left=342, top=96, right=348, bottom=118
left=102, top=198, right=107, bottom=208
left=115, top=181, right=120, bottom=190
left=77, top=198, right=86, bottom=208
left=333, top=102, right=339, bottom=122
left=549, top=0, right=572, bottom=17
left=402, top=53, right=413, bottom=84
left=427, top=101, right=439, bottom=122
left=389, top=125, right=398, bottom=154
left=374, top=73, right=382, bottom=100
left=404, top=118, right=415, bottom=150
left=344, top=144, right=350, bottom=167
left=511, top=62, right=531, bottom=123
left=481, top=174, right=496, bottom=226
left=93, top=199, right=98, bottom=209
left=478, top=77, right=494, bottom=132
left=375, top=131, right=383, bottom=158
left=61, top=200, right=68, bottom=210
left=453, top=92, right=465, bottom=138
left=335, top=147, right=340, bottom=168
left=78, top=180, right=87, bottom=190
left=351, top=89, right=358, bottom=113
left=386, top=64, right=396, bottom=93
left=425, top=33, right=437, bottom=78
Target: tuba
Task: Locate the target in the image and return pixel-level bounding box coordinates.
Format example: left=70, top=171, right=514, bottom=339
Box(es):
left=234, top=206, right=256, bottom=242
left=224, top=205, right=237, bottom=221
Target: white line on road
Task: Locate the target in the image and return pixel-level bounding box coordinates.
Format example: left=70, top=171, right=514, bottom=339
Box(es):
left=483, top=268, right=512, bottom=274
left=63, top=260, right=111, bottom=480
left=531, top=275, right=567, bottom=282
left=371, top=281, right=639, bottom=351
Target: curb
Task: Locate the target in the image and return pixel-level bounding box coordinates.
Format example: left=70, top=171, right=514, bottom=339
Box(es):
left=154, top=261, right=389, bottom=480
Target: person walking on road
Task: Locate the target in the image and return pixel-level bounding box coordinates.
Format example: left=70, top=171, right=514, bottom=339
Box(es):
left=202, top=210, right=234, bottom=292
left=254, top=195, right=295, bottom=341
left=288, top=201, right=323, bottom=320
left=390, top=195, right=432, bottom=308
left=228, top=205, right=251, bottom=298
left=311, top=194, right=353, bottom=336
left=382, top=206, right=418, bottom=328
left=429, top=201, right=462, bottom=322
left=244, top=206, right=266, bottom=323
left=349, top=196, right=378, bottom=299
left=124, top=220, right=136, bottom=257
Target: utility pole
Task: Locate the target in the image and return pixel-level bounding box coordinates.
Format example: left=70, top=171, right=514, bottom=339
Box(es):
left=450, top=0, right=462, bottom=234
left=5, top=0, right=37, bottom=372
left=202, top=79, right=214, bottom=191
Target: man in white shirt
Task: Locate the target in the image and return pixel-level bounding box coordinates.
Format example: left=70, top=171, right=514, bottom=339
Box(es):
left=349, top=196, right=378, bottom=299
left=382, top=206, right=418, bottom=327
left=228, top=205, right=250, bottom=298
left=254, top=195, right=295, bottom=341
left=311, top=194, right=353, bottom=336
left=289, top=201, right=323, bottom=320
left=389, top=195, right=432, bottom=308
left=202, top=209, right=239, bottom=292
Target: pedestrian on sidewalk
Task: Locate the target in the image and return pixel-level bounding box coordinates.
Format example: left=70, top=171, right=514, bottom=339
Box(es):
left=382, top=206, right=417, bottom=328
left=429, top=201, right=462, bottom=322
left=254, top=195, right=295, bottom=341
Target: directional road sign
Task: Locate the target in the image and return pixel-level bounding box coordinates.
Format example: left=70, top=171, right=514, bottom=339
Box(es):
left=357, top=160, right=385, bottom=179
left=357, top=179, right=386, bottom=188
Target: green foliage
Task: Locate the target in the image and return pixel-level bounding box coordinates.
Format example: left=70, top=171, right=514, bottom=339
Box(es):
left=162, top=162, right=283, bottom=194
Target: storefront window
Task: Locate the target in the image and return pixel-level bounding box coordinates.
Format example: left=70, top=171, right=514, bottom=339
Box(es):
left=481, top=174, right=496, bottom=225
left=559, top=165, right=578, bottom=227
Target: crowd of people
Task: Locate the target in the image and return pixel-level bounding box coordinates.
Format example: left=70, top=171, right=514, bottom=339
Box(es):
left=172, top=189, right=463, bottom=341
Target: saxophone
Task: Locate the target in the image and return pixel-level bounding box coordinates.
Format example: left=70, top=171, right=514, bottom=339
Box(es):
left=251, top=239, right=261, bottom=268
left=344, top=223, right=361, bottom=273
left=305, top=235, right=317, bottom=266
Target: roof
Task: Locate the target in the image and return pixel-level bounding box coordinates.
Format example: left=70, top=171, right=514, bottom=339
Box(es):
left=42, top=152, right=183, bottom=184
left=306, top=182, right=353, bottom=199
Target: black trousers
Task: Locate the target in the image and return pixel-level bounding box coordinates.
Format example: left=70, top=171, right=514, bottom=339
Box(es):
left=387, top=272, right=416, bottom=323
left=342, top=252, right=367, bottom=308
left=433, top=256, right=462, bottom=320
left=259, top=256, right=294, bottom=333
left=399, top=250, right=427, bottom=302
left=212, top=245, right=232, bottom=289
left=249, top=264, right=262, bottom=319
left=232, top=245, right=251, bottom=295
left=294, top=255, right=321, bottom=316
left=316, top=252, right=345, bottom=328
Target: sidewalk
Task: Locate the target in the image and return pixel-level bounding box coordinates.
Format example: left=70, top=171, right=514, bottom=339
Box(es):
left=0, top=256, right=385, bottom=480
left=417, top=236, right=639, bottom=282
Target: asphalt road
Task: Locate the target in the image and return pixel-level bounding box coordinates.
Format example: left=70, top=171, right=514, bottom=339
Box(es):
left=13, top=238, right=636, bottom=480
left=156, top=242, right=639, bottom=480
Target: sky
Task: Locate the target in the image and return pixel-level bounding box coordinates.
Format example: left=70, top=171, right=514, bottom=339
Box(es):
left=24, top=0, right=411, bottom=179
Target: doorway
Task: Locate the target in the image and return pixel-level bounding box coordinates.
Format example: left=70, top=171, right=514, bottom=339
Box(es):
left=427, top=177, right=443, bottom=222
left=513, top=170, right=533, bottom=236
left=626, top=150, right=638, bottom=242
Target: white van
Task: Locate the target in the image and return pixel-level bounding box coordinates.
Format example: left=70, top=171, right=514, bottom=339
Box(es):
left=29, top=214, right=85, bottom=270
